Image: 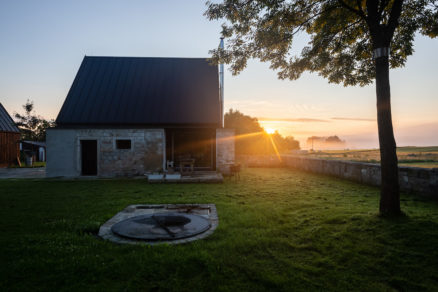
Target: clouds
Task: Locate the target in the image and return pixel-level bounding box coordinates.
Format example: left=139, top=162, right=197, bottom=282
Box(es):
left=331, top=117, right=375, bottom=122
left=225, top=99, right=278, bottom=116
left=226, top=100, right=375, bottom=123
left=258, top=117, right=329, bottom=123
left=258, top=117, right=375, bottom=123
left=225, top=100, right=332, bottom=119
left=287, top=103, right=327, bottom=114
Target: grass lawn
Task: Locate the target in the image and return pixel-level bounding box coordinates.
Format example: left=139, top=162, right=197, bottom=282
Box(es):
left=399, top=161, right=438, bottom=168
left=1, top=168, right=437, bottom=291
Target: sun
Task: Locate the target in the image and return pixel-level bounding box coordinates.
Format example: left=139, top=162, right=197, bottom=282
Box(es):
left=265, top=128, right=275, bottom=134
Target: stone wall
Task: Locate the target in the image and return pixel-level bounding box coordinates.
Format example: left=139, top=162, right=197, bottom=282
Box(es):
left=216, top=128, right=235, bottom=174
left=236, top=154, right=283, bottom=168
left=232, top=154, right=437, bottom=197
left=47, top=128, right=164, bottom=177
left=282, top=155, right=437, bottom=198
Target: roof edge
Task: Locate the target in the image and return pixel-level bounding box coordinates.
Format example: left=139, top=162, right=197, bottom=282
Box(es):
left=53, top=123, right=222, bottom=129
left=0, top=102, right=20, bottom=133
left=83, top=56, right=214, bottom=60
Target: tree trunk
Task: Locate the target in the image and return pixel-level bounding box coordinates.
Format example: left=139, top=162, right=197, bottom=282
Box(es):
left=375, top=55, right=401, bottom=216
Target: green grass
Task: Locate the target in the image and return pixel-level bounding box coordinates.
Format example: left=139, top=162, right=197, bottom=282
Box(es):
left=396, top=146, right=438, bottom=153
left=9, top=161, right=46, bottom=168
left=399, top=161, right=438, bottom=168
left=1, top=168, right=437, bottom=291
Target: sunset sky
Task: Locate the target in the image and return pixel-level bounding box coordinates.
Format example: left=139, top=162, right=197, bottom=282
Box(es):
left=1, top=0, right=437, bottom=149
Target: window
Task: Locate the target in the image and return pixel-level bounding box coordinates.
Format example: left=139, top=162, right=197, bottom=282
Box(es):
left=116, top=139, right=131, bottom=150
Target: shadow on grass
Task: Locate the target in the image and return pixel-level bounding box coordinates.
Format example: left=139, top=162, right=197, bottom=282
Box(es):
left=0, top=168, right=437, bottom=291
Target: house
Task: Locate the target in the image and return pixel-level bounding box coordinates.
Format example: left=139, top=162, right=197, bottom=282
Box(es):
left=0, top=103, right=20, bottom=167
left=46, top=56, right=234, bottom=177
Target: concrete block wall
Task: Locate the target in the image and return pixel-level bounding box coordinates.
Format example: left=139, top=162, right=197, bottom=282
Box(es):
left=46, top=129, right=77, bottom=177
left=216, top=128, right=235, bottom=174
left=46, top=128, right=165, bottom=177
left=282, top=155, right=438, bottom=198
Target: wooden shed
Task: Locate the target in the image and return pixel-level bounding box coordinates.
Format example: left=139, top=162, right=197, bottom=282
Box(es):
left=0, top=103, right=20, bottom=167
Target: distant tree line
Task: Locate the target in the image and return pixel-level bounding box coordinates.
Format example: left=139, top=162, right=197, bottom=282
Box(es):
left=306, top=136, right=346, bottom=150
left=224, top=109, right=300, bottom=155
left=14, top=100, right=55, bottom=141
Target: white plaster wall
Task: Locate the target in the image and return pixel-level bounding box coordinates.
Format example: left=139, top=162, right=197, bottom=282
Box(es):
left=46, top=129, right=79, bottom=177
left=216, top=128, right=235, bottom=174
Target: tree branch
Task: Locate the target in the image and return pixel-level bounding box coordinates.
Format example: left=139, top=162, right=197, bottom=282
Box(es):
left=366, top=0, right=380, bottom=33
left=356, top=0, right=365, bottom=15
left=325, top=19, right=363, bottom=50
left=387, top=0, right=404, bottom=36
left=378, top=0, right=391, bottom=18
left=290, top=4, right=340, bottom=36
left=338, top=0, right=366, bottom=19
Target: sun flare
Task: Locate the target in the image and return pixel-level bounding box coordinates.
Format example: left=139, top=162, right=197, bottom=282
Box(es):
left=265, top=128, right=275, bottom=134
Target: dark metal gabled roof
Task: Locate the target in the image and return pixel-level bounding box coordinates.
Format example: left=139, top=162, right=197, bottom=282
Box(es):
left=56, top=56, right=221, bottom=126
left=0, top=103, right=20, bottom=133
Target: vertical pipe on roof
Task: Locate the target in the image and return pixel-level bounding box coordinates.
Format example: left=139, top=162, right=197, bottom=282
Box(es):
left=219, top=37, right=224, bottom=128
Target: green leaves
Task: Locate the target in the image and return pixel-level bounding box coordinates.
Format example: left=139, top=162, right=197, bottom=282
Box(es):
left=14, top=99, right=55, bottom=141
left=224, top=109, right=300, bottom=154
left=205, top=0, right=438, bottom=86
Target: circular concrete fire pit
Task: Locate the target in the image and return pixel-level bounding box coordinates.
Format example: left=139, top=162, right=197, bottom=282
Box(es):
left=98, top=204, right=218, bottom=245
left=111, top=213, right=211, bottom=240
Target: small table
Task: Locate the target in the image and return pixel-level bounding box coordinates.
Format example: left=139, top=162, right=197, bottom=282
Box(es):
left=179, top=159, right=195, bottom=175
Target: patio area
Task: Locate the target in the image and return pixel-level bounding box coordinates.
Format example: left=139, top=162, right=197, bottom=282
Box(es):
left=147, top=171, right=224, bottom=183
left=0, top=167, right=46, bottom=179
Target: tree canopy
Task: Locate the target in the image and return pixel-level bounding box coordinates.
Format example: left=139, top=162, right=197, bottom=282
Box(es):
left=206, top=0, right=438, bottom=86
left=306, top=135, right=346, bottom=149
left=225, top=109, right=300, bottom=155
left=207, top=0, right=437, bottom=216
left=14, top=100, right=55, bottom=141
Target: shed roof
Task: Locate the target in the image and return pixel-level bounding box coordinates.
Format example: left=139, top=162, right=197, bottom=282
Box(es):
left=22, top=140, right=46, bottom=147
left=56, top=56, right=221, bottom=127
left=0, top=103, right=20, bottom=133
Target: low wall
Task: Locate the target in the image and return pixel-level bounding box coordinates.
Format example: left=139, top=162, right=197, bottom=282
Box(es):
left=237, top=154, right=437, bottom=198
left=283, top=155, right=437, bottom=198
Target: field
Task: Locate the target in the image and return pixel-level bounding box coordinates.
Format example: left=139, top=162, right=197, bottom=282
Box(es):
left=1, top=168, right=438, bottom=291
left=304, top=146, right=438, bottom=168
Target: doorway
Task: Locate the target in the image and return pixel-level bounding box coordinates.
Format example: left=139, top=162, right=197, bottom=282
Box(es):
left=81, top=140, right=97, bottom=175
left=166, top=129, right=215, bottom=170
